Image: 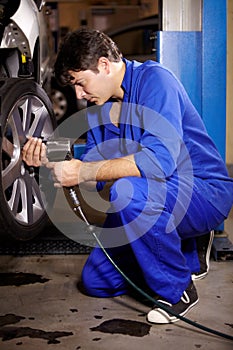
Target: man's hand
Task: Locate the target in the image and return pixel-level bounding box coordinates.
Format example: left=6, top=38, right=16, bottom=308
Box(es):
left=22, top=137, right=48, bottom=167
left=46, top=159, right=82, bottom=188
left=22, top=137, right=83, bottom=188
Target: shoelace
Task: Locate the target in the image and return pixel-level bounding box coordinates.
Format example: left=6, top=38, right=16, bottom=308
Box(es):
left=181, top=291, right=190, bottom=304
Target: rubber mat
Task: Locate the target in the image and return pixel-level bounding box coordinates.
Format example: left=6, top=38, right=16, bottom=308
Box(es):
left=0, top=228, right=93, bottom=256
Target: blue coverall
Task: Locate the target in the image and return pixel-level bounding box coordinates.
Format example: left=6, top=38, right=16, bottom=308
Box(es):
left=81, top=59, right=233, bottom=304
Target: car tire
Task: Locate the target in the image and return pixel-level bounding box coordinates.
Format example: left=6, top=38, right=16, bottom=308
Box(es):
left=50, top=77, right=79, bottom=123
left=0, top=78, right=57, bottom=241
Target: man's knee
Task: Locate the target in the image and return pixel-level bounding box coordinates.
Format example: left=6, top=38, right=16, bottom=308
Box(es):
left=81, top=263, right=101, bottom=297
left=81, top=249, right=127, bottom=297
left=81, top=260, right=110, bottom=297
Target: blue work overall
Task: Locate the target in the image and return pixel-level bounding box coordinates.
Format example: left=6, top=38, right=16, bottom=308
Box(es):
left=81, top=59, right=233, bottom=304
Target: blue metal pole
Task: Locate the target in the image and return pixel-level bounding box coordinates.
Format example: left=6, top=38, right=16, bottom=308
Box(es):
left=202, top=0, right=227, bottom=161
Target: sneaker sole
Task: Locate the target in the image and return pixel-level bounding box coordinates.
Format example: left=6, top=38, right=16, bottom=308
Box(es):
left=147, top=297, right=199, bottom=324
left=192, top=230, right=214, bottom=281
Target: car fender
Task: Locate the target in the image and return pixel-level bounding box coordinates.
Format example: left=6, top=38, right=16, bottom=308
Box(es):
left=9, top=0, right=39, bottom=58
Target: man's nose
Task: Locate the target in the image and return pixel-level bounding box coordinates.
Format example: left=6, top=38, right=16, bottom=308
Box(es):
left=75, top=85, right=86, bottom=99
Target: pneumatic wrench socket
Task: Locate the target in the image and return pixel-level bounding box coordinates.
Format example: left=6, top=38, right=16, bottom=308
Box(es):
left=45, top=138, right=72, bottom=162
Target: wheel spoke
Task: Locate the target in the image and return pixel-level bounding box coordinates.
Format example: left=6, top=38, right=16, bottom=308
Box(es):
left=11, top=177, right=32, bottom=224
left=2, top=136, right=14, bottom=158
left=31, top=176, right=46, bottom=209
left=24, top=175, right=34, bottom=224
left=29, top=105, right=50, bottom=137
left=19, top=173, right=44, bottom=225
left=7, top=173, right=45, bottom=225
left=2, top=161, right=21, bottom=191
left=12, top=107, right=27, bottom=144
left=21, top=96, right=33, bottom=136
left=8, top=179, right=21, bottom=215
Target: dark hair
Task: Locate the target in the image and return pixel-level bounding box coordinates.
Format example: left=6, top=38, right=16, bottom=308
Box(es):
left=54, top=28, right=122, bottom=86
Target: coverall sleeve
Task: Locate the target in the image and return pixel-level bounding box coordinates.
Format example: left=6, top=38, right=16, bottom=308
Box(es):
left=80, top=127, right=107, bottom=191
left=134, top=66, right=187, bottom=180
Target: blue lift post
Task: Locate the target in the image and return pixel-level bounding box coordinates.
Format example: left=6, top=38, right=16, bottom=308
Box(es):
left=157, top=0, right=233, bottom=260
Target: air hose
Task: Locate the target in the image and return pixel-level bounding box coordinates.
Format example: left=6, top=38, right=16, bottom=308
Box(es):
left=68, top=187, right=233, bottom=342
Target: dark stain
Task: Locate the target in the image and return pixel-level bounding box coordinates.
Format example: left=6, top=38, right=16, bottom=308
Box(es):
left=216, top=295, right=221, bottom=298
left=194, top=345, right=202, bottom=348
left=90, top=318, right=151, bottom=337
left=92, top=337, right=101, bottom=341
left=0, top=326, right=73, bottom=344
left=70, top=308, right=78, bottom=313
left=0, top=314, right=25, bottom=327
left=225, top=323, right=233, bottom=329
left=0, top=272, right=50, bottom=286
left=94, top=315, right=103, bottom=319
left=165, top=328, right=173, bottom=332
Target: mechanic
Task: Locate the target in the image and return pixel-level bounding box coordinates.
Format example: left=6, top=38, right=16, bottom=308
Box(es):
left=22, top=28, right=233, bottom=324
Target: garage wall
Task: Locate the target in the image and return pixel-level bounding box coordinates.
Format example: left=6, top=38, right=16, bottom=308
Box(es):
left=57, top=1, right=88, bottom=32
left=56, top=0, right=158, bottom=33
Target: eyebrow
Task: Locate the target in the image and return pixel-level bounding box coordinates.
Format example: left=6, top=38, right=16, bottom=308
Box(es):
left=73, top=79, right=85, bottom=86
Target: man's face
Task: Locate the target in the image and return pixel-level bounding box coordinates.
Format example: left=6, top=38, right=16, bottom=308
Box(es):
left=68, top=58, right=113, bottom=105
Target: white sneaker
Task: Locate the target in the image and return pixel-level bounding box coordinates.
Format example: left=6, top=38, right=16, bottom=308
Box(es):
left=147, top=281, right=199, bottom=324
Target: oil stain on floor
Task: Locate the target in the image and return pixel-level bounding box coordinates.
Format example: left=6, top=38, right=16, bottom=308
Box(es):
left=0, top=272, right=50, bottom=286
left=0, top=326, right=73, bottom=344
left=90, top=318, right=151, bottom=337
left=0, top=314, right=73, bottom=344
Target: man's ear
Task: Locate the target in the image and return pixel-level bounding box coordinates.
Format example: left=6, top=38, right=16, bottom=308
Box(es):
left=97, top=57, right=111, bottom=74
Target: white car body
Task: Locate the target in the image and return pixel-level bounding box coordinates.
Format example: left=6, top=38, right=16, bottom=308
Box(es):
left=0, top=0, right=52, bottom=86
left=1, top=0, right=39, bottom=57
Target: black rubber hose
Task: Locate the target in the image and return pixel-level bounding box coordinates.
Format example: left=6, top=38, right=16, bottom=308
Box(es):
left=87, top=225, right=233, bottom=342
left=67, top=185, right=233, bottom=342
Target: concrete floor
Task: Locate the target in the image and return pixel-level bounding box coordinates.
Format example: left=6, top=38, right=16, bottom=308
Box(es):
left=0, top=209, right=232, bottom=349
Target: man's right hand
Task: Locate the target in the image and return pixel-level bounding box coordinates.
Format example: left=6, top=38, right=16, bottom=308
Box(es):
left=22, top=137, right=48, bottom=167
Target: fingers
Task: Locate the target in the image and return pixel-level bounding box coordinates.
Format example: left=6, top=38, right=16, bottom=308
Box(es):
left=22, top=138, right=67, bottom=189
left=45, top=160, right=80, bottom=187
left=22, top=137, right=44, bottom=167
left=46, top=161, right=62, bottom=187
left=41, top=142, right=49, bottom=165
left=45, top=161, right=56, bottom=170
